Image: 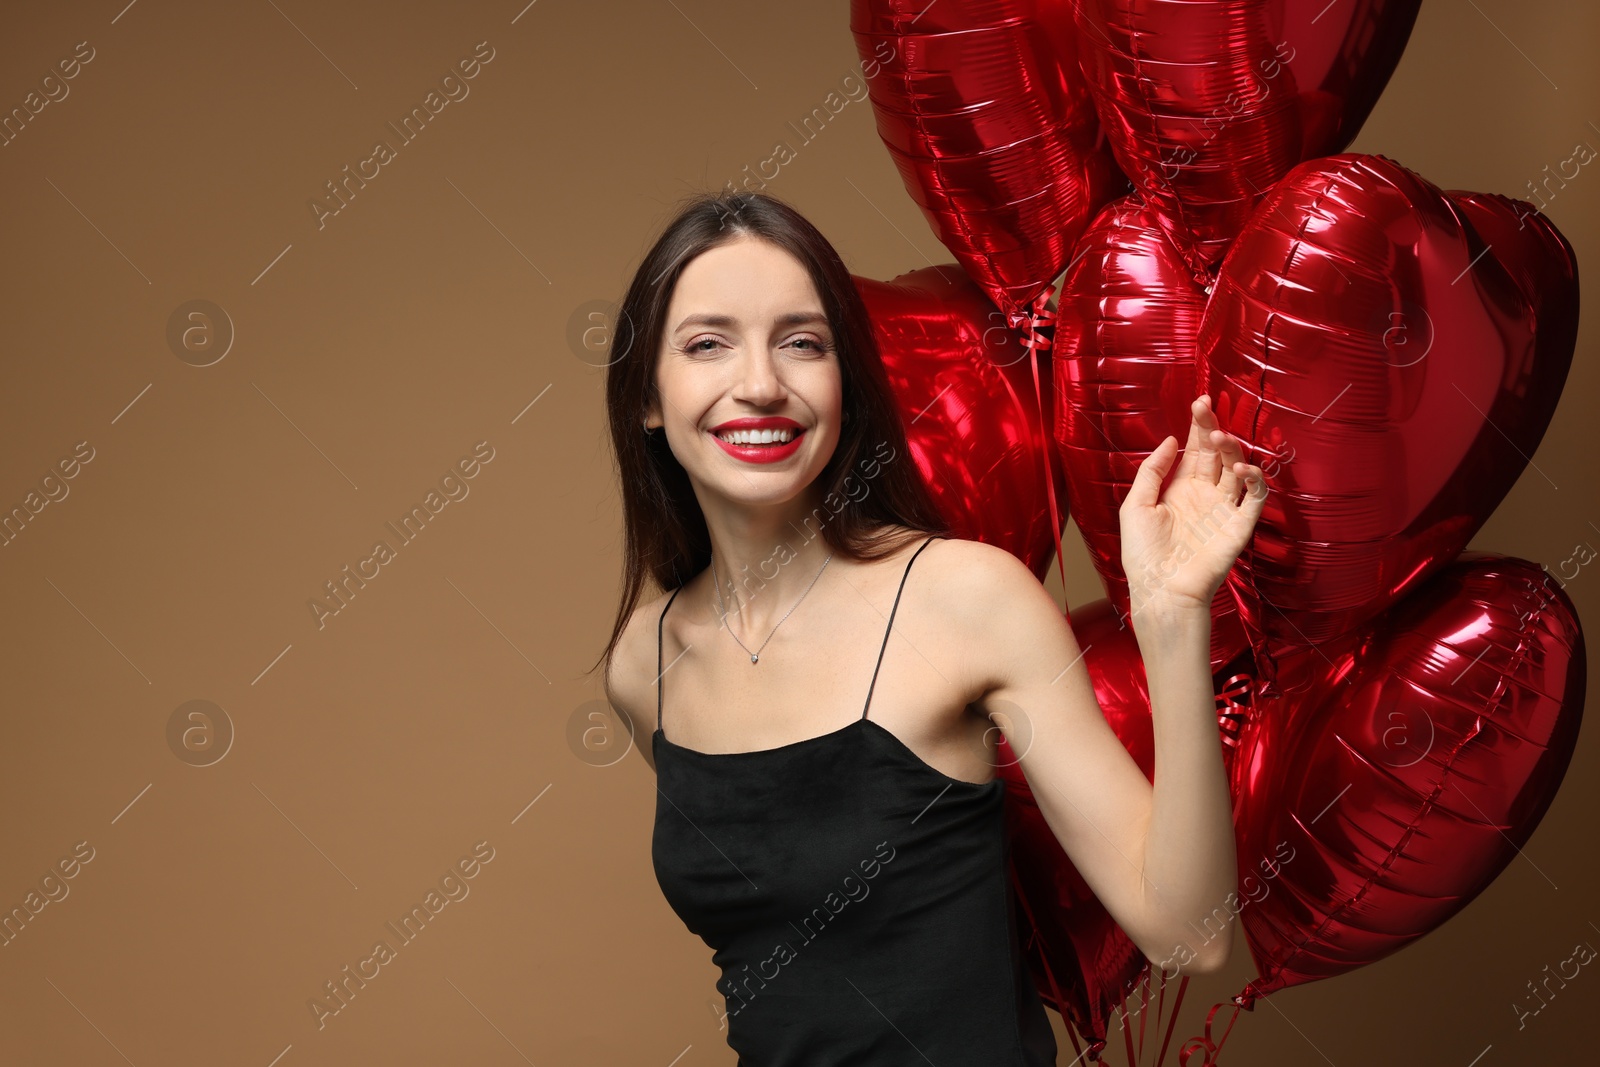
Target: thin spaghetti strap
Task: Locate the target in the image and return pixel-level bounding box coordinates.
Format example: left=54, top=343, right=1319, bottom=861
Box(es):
left=861, top=535, right=943, bottom=721
left=657, top=585, right=684, bottom=736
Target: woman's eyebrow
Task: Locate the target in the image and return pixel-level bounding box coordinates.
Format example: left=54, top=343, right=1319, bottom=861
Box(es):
left=671, top=311, right=830, bottom=333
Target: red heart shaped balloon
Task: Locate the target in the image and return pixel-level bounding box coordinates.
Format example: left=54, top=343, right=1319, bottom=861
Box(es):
left=855, top=265, right=1069, bottom=578
left=851, top=0, right=1129, bottom=326
left=1072, top=0, right=1422, bottom=279
left=1198, top=154, right=1578, bottom=686
left=1053, top=192, right=1252, bottom=673
left=1229, top=553, right=1585, bottom=1005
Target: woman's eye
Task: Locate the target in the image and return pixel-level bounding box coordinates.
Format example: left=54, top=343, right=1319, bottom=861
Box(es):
left=684, top=337, right=721, bottom=354
left=789, top=337, right=832, bottom=353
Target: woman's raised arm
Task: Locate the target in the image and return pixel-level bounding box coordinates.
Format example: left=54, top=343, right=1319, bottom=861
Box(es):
left=953, top=395, right=1267, bottom=975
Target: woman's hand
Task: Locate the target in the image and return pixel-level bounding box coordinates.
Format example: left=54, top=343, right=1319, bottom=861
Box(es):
left=1119, top=395, right=1268, bottom=625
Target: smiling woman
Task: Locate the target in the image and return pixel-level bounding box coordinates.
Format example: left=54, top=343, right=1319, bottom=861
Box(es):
left=589, top=190, right=1266, bottom=1065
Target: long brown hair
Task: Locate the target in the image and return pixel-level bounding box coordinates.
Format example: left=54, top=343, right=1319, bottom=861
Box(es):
left=590, top=190, right=951, bottom=681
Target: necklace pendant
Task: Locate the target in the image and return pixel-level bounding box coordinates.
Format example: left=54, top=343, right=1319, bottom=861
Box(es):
left=750, top=653, right=759, bottom=664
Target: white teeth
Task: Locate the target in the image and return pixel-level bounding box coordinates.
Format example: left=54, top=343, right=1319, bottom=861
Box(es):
left=716, top=428, right=796, bottom=445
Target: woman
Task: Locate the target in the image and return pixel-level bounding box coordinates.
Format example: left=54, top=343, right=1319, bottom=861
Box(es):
left=595, top=191, right=1268, bottom=1065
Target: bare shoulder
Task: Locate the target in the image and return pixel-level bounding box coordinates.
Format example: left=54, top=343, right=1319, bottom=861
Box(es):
left=917, top=536, right=1051, bottom=615
left=916, top=536, right=1072, bottom=695
left=603, top=588, right=675, bottom=773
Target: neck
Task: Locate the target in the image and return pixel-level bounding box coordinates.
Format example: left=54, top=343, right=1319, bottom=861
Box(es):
left=701, top=491, right=834, bottom=631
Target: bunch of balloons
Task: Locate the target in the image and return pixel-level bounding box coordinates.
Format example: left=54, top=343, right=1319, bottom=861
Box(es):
left=846, top=0, right=1585, bottom=1060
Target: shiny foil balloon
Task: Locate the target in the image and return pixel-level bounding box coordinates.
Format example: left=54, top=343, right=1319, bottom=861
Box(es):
left=1053, top=193, right=1251, bottom=674
left=855, top=265, right=1068, bottom=578
left=996, top=598, right=1267, bottom=1055
left=851, top=0, right=1128, bottom=326
left=1198, top=153, right=1578, bottom=686
left=1071, top=0, right=1421, bottom=280
left=1229, top=554, right=1586, bottom=1006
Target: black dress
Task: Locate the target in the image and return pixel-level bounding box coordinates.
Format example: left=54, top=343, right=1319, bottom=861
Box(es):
left=652, top=534, right=1059, bottom=1066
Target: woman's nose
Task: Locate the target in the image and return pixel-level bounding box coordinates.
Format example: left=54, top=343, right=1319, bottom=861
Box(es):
left=732, top=347, right=786, bottom=403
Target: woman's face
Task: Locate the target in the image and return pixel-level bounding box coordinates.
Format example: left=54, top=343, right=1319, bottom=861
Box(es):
left=649, top=234, right=843, bottom=510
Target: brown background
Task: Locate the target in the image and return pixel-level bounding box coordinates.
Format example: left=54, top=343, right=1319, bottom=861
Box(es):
left=1, top=1, right=1594, bottom=1064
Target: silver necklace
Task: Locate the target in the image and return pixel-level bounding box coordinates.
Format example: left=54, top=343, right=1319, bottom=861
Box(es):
left=710, top=548, right=834, bottom=664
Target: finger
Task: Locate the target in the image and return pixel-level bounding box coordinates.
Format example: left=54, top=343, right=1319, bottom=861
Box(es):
left=1239, top=462, right=1269, bottom=517
left=1188, top=395, right=1222, bottom=484
left=1213, top=428, right=1245, bottom=500
left=1174, top=397, right=1207, bottom=480
left=1217, top=462, right=1267, bottom=546
left=1122, top=436, right=1178, bottom=512
left=1241, top=463, right=1267, bottom=511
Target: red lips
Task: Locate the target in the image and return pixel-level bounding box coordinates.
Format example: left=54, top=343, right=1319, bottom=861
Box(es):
left=707, top=418, right=806, bottom=465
